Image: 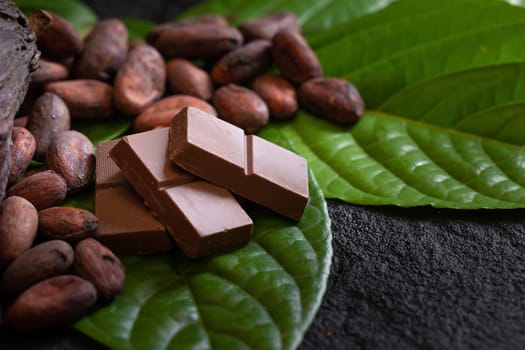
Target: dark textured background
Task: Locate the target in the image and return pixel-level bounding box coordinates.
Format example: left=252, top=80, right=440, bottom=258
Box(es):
left=1, top=1, right=525, bottom=349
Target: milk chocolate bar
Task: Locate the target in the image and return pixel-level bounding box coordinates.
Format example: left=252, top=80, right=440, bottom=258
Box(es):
left=95, top=140, right=173, bottom=256
left=109, top=128, right=253, bottom=258
left=168, top=107, right=309, bottom=221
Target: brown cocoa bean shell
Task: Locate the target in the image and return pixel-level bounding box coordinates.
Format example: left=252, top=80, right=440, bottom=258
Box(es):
left=154, top=24, right=243, bottom=61
left=37, top=12, right=83, bottom=60
left=298, top=77, right=365, bottom=125
left=6, top=275, right=97, bottom=331
left=251, top=74, right=298, bottom=120
left=39, top=207, right=98, bottom=242
left=45, top=80, right=114, bottom=119
left=46, top=130, right=95, bottom=192
left=1, top=240, right=74, bottom=297
left=8, top=127, right=36, bottom=185
left=133, top=95, right=217, bottom=132
left=239, top=12, right=299, bottom=41
left=213, top=84, right=269, bottom=134
left=272, top=30, right=322, bottom=84
left=166, top=58, right=213, bottom=100
left=7, top=170, right=67, bottom=210
left=30, top=59, right=69, bottom=87
left=211, top=39, right=272, bottom=85
left=74, top=238, right=125, bottom=301
left=74, top=19, right=129, bottom=81
left=114, top=44, right=166, bottom=115
left=0, top=197, right=38, bottom=269
left=26, top=92, right=71, bottom=160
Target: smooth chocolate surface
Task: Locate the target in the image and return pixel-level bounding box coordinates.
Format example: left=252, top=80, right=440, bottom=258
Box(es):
left=169, top=107, right=309, bottom=221
left=109, top=128, right=253, bottom=258
left=95, top=140, right=173, bottom=256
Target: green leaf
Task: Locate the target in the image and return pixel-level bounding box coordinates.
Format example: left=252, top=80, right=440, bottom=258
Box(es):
left=74, top=169, right=332, bottom=350
left=73, top=117, right=132, bottom=146
left=122, top=18, right=155, bottom=41
left=14, top=0, right=97, bottom=35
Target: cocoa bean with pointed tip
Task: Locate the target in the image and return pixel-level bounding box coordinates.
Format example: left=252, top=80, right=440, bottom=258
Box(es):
left=239, top=12, right=299, bottom=41
left=166, top=58, right=213, bottom=100
left=251, top=74, right=298, bottom=120
left=37, top=12, right=83, bottom=60
left=30, top=59, right=69, bottom=87
left=7, top=170, right=67, bottom=210
left=39, top=207, right=98, bottom=242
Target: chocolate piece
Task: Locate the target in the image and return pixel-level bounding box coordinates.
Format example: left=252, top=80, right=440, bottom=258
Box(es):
left=109, top=128, right=253, bottom=258
left=169, top=107, right=309, bottom=221
left=95, top=140, right=173, bottom=256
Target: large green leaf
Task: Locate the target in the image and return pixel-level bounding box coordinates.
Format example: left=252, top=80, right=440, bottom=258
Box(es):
left=75, top=169, right=331, bottom=350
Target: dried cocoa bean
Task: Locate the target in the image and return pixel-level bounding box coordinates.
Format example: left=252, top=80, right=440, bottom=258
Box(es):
left=1, top=240, right=74, bottom=297
left=74, top=19, right=129, bottom=81
left=39, top=207, right=98, bottom=242
left=7, top=170, right=67, bottom=210
left=298, top=77, right=365, bottom=125
left=211, top=39, right=272, bottom=85
left=26, top=92, right=70, bottom=160
left=154, top=23, right=243, bottom=61
left=166, top=58, right=213, bottom=100
left=272, top=30, right=322, bottom=84
left=37, top=12, right=83, bottom=60
left=114, top=44, right=166, bottom=115
left=45, top=80, right=114, bottom=119
left=6, top=275, right=97, bottom=331
left=133, top=95, right=217, bottom=132
left=213, top=84, right=269, bottom=134
left=251, top=74, right=298, bottom=119
left=30, top=59, right=69, bottom=87
left=46, top=130, right=94, bottom=192
left=0, top=196, right=38, bottom=269
left=239, top=12, right=299, bottom=41
left=8, top=127, right=36, bottom=185
left=74, top=238, right=125, bottom=301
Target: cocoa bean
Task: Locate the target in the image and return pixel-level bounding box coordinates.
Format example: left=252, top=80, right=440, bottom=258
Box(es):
left=213, top=84, right=269, bottom=134
left=37, top=12, right=83, bottom=60
left=46, top=130, right=94, bottom=192
left=114, top=44, right=166, bottom=115
left=239, top=12, right=299, bottom=41
left=74, top=238, right=125, bottom=301
left=251, top=74, right=298, bottom=119
left=74, top=19, right=129, bottom=81
left=30, top=59, right=69, bottom=87
left=133, top=95, right=217, bottom=132
left=272, top=30, right=322, bottom=84
left=45, top=80, right=114, bottom=119
left=13, top=116, right=28, bottom=128
left=0, top=196, right=38, bottom=269
left=39, top=207, right=98, bottom=242
left=7, top=170, right=67, bottom=210
left=211, top=39, right=272, bottom=85
left=166, top=58, right=213, bottom=100
left=298, top=77, right=365, bottom=125
left=1, top=240, right=74, bottom=297
left=8, top=127, right=36, bottom=185
left=6, top=275, right=97, bottom=331
left=26, top=92, right=70, bottom=160
left=154, top=23, right=243, bottom=61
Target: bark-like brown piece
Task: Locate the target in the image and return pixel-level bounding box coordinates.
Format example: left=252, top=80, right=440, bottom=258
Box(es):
left=251, top=74, right=298, bottom=119
left=0, top=0, right=39, bottom=200
left=213, top=84, right=269, bottom=134
left=7, top=170, right=67, bottom=210
left=114, top=44, right=166, bottom=115
left=39, top=207, right=98, bottom=242
left=211, top=39, right=272, bottom=85
left=8, top=127, right=36, bottom=185
left=239, top=12, right=299, bottom=41
left=37, top=12, right=82, bottom=60
left=74, top=19, right=128, bottom=81
left=30, top=59, right=69, bottom=87
left=166, top=58, right=214, bottom=100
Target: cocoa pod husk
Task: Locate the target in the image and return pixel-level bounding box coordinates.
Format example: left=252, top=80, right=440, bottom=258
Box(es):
left=7, top=170, right=67, bottom=210
left=298, top=77, right=365, bottom=125
left=166, top=58, right=213, bottom=100
left=133, top=95, right=217, bottom=132
left=39, top=207, right=98, bottom=242
left=0, top=240, right=74, bottom=297
left=213, top=84, right=269, bottom=134
left=251, top=74, right=298, bottom=120
left=239, top=12, right=299, bottom=41
left=7, top=127, right=36, bottom=185
left=37, top=12, right=83, bottom=60
left=30, top=59, right=69, bottom=87
left=46, top=130, right=95, bottom=192
left=0, top=196, right=38, bottom=269
left=74, top=238, right=125, bottom=301
left=6, top=275, right=97, bottom=331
